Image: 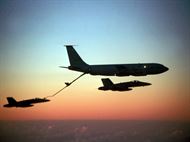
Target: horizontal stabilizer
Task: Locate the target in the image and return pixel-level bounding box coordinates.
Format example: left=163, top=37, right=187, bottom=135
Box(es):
left=59, top=66, right=68, bottom=68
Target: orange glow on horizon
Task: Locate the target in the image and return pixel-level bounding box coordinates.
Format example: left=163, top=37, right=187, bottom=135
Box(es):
left=1, top=88, right=190, bottom=121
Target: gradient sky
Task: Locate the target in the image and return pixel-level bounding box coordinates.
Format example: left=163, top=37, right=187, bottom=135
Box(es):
left=0, top=0, right=190, bottom=121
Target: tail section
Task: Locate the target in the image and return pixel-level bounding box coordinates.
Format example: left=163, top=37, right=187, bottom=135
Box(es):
left=101, top=78, right=114, bottom=87
left=7, top=97, right=17, bottom=104
left=65, top=45, right=88, bottom=67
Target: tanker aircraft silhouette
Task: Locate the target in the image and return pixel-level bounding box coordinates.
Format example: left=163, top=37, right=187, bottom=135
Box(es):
left=98, top=78, right=151, bottom=91
left=61, top=45, right=168, bottom=76
left=4, top=97, right=50, bottom=108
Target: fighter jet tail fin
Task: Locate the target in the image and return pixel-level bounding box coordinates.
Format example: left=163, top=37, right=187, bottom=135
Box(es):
left=65, top=45, right=89, bottom=68
left=7, top=97, right=17, bottom=104
left=101, top=78, right=114, bottom=87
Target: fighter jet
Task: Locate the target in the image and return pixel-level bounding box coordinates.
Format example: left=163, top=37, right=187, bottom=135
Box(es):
left=3, top=97, right=50, bottom=108
left=61, top=45, right=168, bottom=76
left=98, top=78, right=151, bottom=91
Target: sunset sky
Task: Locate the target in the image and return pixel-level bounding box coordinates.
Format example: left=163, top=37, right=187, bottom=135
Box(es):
left=0, top=0, right=190, bottom=121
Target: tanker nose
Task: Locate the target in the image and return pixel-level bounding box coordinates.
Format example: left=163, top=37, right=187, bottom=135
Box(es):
left=160, top=65, right=169, bottom=73
left=164, top=66, right=169, bottom=72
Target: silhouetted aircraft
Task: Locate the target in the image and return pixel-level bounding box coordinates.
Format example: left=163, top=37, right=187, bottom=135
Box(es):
left=98, top=78, right=151, bottom=91
left=3, top=97, right=50, bottom=108
left=61, top=45, right=168, bottom=76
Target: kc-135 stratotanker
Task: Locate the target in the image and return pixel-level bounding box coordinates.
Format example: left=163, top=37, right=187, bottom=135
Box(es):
left=61, top=45, right=168, bottom=77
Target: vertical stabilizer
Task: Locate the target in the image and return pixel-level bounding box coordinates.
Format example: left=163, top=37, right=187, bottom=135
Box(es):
left=7, top=97, right=17, bottom=104
left=65, top=45, right=88, bottom=67
left=101, top=78, right=114, bottom=87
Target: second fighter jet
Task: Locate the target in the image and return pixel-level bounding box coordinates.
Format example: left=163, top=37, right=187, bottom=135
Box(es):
left=98, top=78, right=151, bottom=91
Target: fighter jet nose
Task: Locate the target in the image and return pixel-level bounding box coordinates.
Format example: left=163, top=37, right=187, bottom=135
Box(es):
left=43, top=98, right=50, bottom=102
left=147, top=83, right=152, bottom=86
left=144, top=82, right=151, bottom=86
